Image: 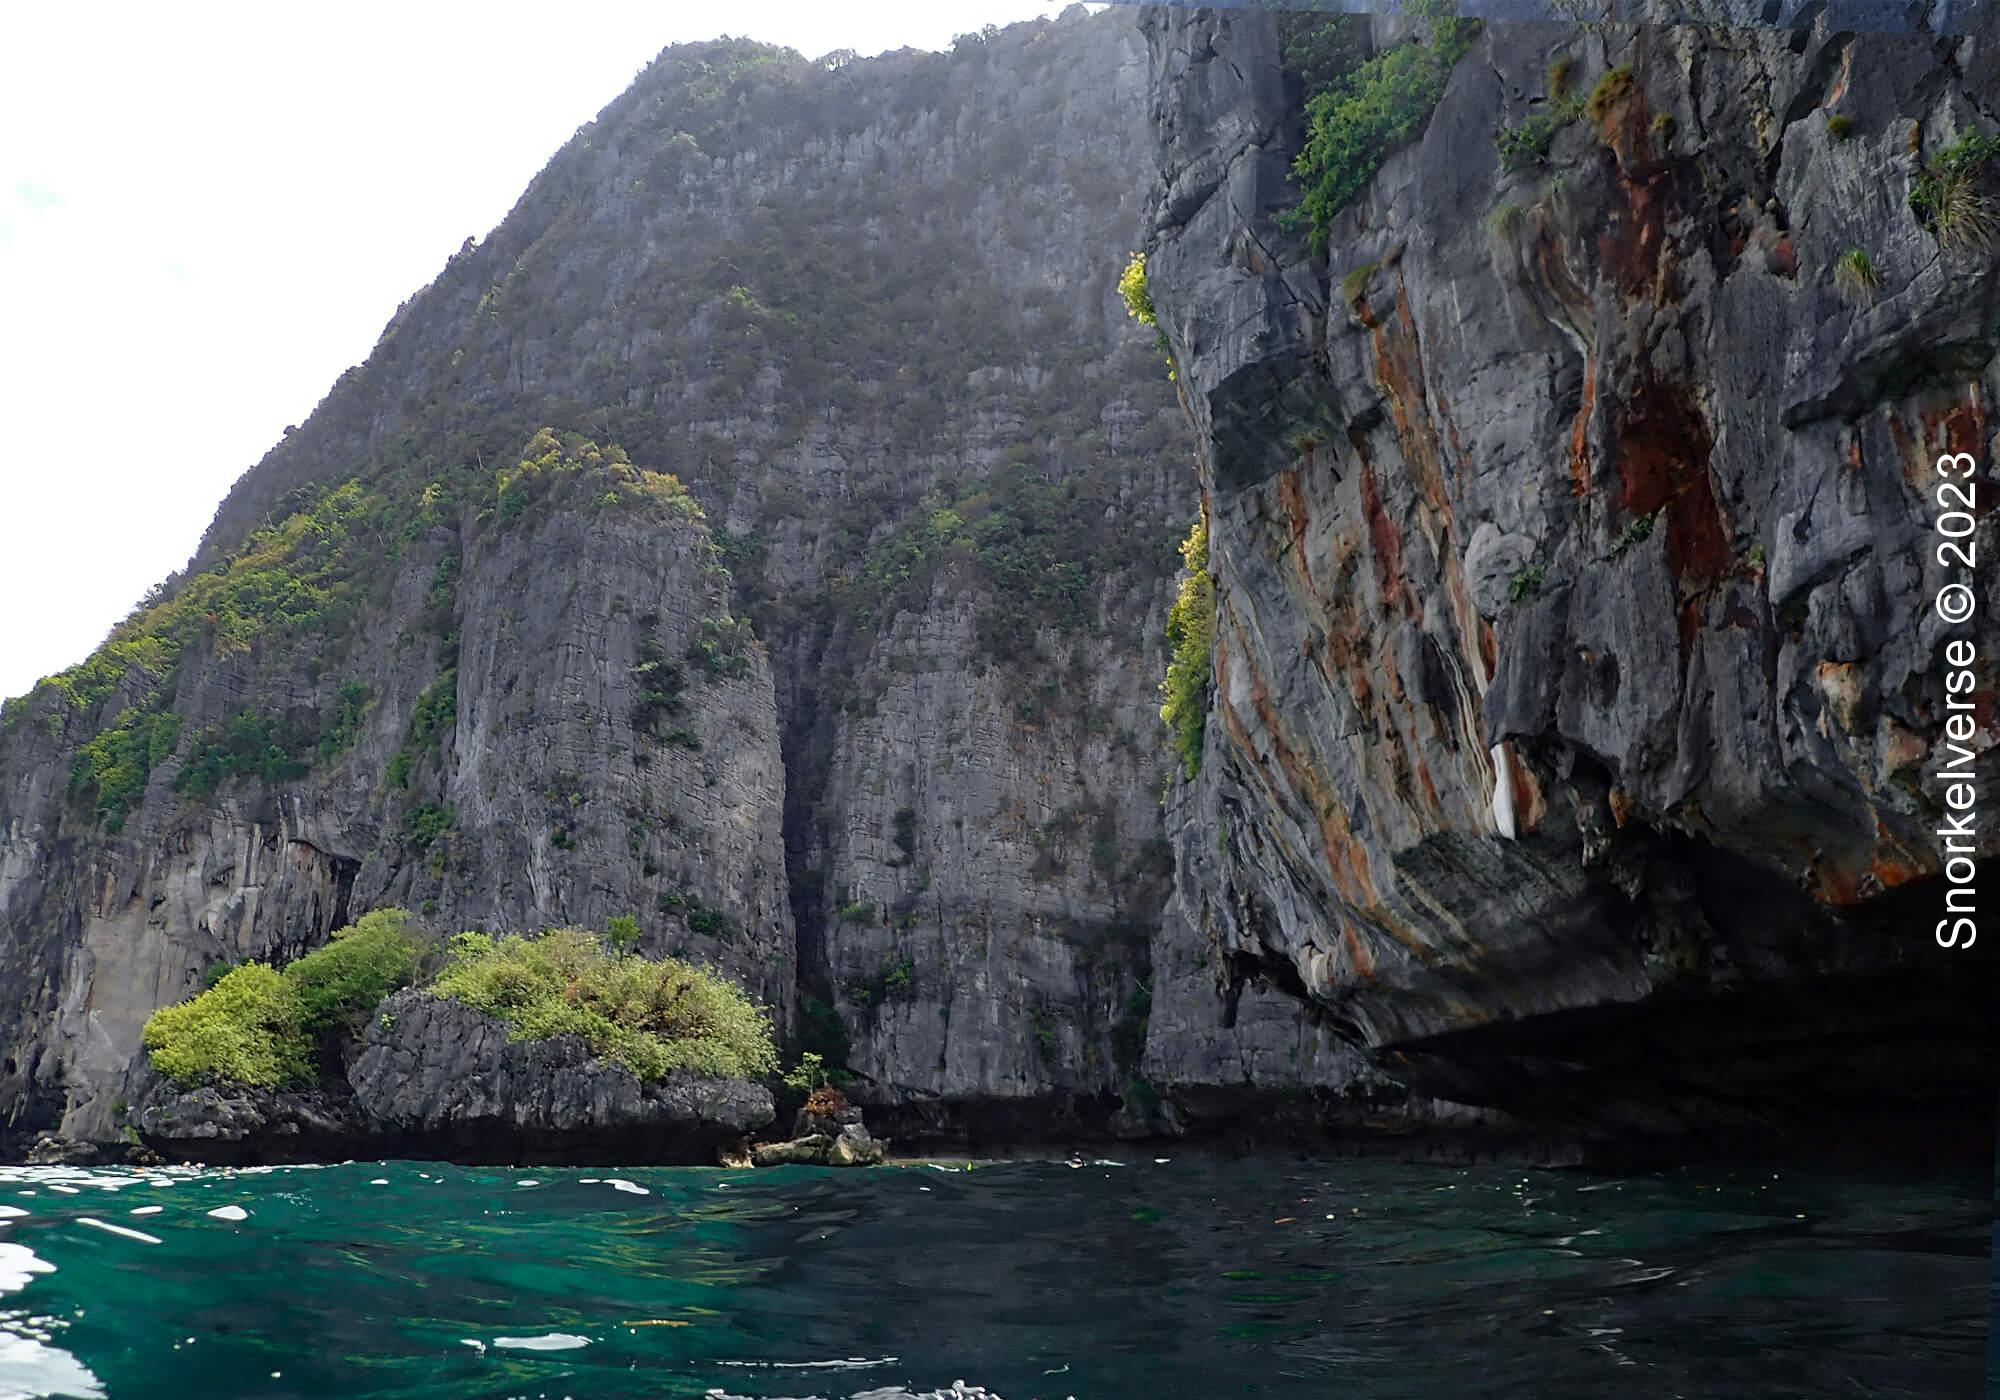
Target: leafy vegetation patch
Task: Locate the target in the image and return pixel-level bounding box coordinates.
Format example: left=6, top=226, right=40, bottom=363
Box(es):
left=1287, top=0, right=1480, bottom=251
left=1833, top=247, right=1880, bottom=303
left=69, top=709, right=182, bottom=832
left=1508, top=564, right=1547, bottom=602
left=1910, top=130, right=2000, bottom=251
left=432, top=927, right=776, bottom=1081
left=1160, top=515, right=1215, bottom=780
left=142, top=910, right=422, bottom=1088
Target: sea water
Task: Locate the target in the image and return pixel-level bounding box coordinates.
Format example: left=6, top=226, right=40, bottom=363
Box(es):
left=0, top=1157, right=1986, bottom=1399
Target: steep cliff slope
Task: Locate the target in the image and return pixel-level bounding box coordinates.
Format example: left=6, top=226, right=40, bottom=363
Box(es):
left=0, top=7, right=1373, bottom=1158
left=1142, top=4, right=1997, bottom=1153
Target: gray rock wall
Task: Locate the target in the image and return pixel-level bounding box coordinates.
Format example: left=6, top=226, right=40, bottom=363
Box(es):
left=1141, top=6, right=1997, bottom=1139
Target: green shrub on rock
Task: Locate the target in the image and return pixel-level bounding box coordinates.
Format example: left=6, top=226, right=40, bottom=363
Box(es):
left=287, top=909, right=424, bottom=1031
left=142, top=963, right=311, bottom=1089
left=1160, top=515, right=1215, bottom=779
left=430, top=927, right=776, bottom=1082
left=142, top=909, right=423, bottom=1088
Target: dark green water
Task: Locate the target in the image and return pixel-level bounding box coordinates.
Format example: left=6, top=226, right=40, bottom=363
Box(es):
left=0, top=1157, right=1986, bottom=1399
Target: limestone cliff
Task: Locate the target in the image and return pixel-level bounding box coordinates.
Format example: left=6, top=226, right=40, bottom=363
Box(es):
left=0, top=7, right=1353, bottom=1159
left=5, top=2, right=1992, bottom=1165
left=1141, top=3, right=1997, bottom=1154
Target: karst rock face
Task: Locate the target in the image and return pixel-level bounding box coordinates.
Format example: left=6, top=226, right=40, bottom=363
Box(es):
left=0, top=8, right=1365, bottom=1160
left=1140, top=3, right=1997, bottom=1147
left=2, top=4, right=1993, bottom=1164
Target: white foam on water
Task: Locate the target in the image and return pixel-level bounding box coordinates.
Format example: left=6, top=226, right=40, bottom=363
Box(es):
left=129, top=1207, right=163, bottom=1217
left=369, top=1179, right=389, bottom=1186
left=517, top=1181, right=540, bottom=1188
left=0, top=1208, right=27, bottom=1221
left=460, top=1339, right=486, bottom=1353
left=75, top=1218, right=162, bottom=1245
left=44, top=1187, right=78, bottom=1196
left=606, top=1179, right=649, bottom=1195
left=578, top=1178, right=600, bottom=1185
left=0, top=1243, right=56, bottom=1295
left=0, top=1331, right=105, bottom=1399
left=715, top=1355, right=898, bottom=1370
left=206, top=1206, right=249, bottom=1222
left=492, top=1333, right=591, bottom=1351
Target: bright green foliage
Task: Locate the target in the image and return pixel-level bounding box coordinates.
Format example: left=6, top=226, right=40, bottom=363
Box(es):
left=142, top=963, right=311, bottom=1089
left=1160, top=515, right=1215, bottom=780
left=431, top=928, right=777, bottom=1081
left=144, top=908, right=422, bottom=1088
left=284, top=909, right=423, bottom=1031
left=606, top=914, right=642, bottom=952
left=1117, top=253, right=1155, bottom=326
left=782, top=1051, right=829, bottom=1094
left=1910, top=130, right=2000, bottom=250
left=69, top=708, right=182, bottom=831
left=1289, top=1, right=1479, bottom=250
left=1117, top=250, right=1175, bottom=376
left=494, top=427, right=703, bottom=525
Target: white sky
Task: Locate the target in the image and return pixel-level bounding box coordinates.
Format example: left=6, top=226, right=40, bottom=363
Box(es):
left=0, top=1, right=1106, bottom=703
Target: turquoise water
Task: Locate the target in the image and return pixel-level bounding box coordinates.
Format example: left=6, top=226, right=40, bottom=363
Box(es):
left=0, top=1157, right=1986, bottom=1399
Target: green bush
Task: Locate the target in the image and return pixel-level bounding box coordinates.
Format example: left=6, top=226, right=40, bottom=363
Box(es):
left=1910, top=130, right=2000, bottom=250
left=403, top=803, right=452, bottom=851
left=430, top=927, right=776, bottom=1081
left=69, top=708, right=182, bottom=831
left=142, top=963, right=310, bottom=1089
left=173, top=710, right=315, bottom=797
left=606, top=914, right=642, bottom=952
left=1117, top=252, right=1155, bottom=326
left=1609, top=510, right=1659, bottom=558
left=1160, top=515, right=1215, bottom=779
left=285, top=909, right=423, bottom=1031
left=1833, top=247, right=1879, bottom=302
left=782, top=1051, right=830, bottom=1094
left=1289, top=0, right=1479, bottom=250
left=1277, top=12, right=1367, bottom=94
left=315, top=681, right=370, bottom=762
left=1496, top=96, right=1583, bottom=170
left=1118, top=250, right=1174, bottom=377
left=142, top=910, right=421, bottom=1088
